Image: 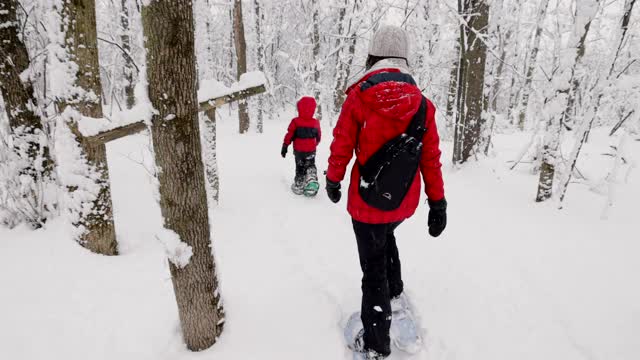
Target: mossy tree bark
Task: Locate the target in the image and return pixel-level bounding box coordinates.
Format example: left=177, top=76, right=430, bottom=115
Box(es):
left=141, top=0, right=224, bottom=350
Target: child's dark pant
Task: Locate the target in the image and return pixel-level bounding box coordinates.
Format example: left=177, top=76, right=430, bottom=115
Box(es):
left=352, top=219, right=404, bottom=357
left=294, top=151, right=317, bottom=182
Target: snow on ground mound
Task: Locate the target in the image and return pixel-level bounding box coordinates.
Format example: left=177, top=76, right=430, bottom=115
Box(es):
left=0, top=109, right=638, bottom=360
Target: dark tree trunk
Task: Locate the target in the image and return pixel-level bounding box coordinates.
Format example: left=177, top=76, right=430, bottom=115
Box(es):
left=141, top=0, right=224, bottom=350
left=0, top=0, right=54, bottom=227
left=233, top=0, right=250, bottom=133
left=61, top=0, right=117, bottom=255
left=0, top=0, right=53, bottom=174
left=453, top=0, right=490, bottom=164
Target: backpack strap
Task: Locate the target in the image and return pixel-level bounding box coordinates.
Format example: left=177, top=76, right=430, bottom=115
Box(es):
left=406, top=96, right=427, bottom=141
left=360, top=72, right=417, bottom=92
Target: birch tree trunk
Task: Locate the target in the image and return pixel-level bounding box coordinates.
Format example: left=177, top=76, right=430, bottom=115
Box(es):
left=233, top=0, right=250, bottom=133
left=253, top=0, right=265, bottom=133
left=0, top=0, right=55, bottom=227
left=557, top=0, right=636, bottom=204
left=202, top=109, right=219, bottom=206
left=120, top=0, right=135, bottom=108
left=311, top=0, right=322, bottom=119
left=333, top=1, right=358, bottom=116
left=61, top=0, right=117, bottom=255
left=535, top=0, right=599, bottom=202
left=445, top=45, right=460, bottom=127
left=517, top=0, right=550, bottom=130
left=453, top=0, right=490, bottom=164
left=332, top=0, right=347, bottom=114
left=142, top=0, right=224, bottom=350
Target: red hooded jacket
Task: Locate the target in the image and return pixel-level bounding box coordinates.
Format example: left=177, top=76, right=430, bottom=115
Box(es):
left=327, top=69, right=445, bottom=224
left=283, top=97, right=321, bottom=153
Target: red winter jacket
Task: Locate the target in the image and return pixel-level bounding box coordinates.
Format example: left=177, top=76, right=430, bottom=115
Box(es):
left=327, top=69, right=445, bottom=224
left=283, top=97, right=321, bottom=153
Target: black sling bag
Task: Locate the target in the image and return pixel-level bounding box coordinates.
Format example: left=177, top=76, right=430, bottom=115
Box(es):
left=358, top=83, right=427, bottom=211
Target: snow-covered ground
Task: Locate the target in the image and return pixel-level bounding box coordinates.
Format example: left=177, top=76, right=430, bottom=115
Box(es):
left=1, top=107, right=638, bottom=360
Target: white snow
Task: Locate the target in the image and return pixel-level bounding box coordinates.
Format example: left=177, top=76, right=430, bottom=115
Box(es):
left=154, top=228, right=192, bottom=269
left=198, top=78, right=232, bottom=102
left=0, top=109, right=638, bottom=360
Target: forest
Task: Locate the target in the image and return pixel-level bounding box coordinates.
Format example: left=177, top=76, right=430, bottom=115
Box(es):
left=0, top=0, right=638, bottom=359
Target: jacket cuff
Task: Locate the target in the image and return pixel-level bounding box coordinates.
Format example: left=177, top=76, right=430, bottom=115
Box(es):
left=427, top=197, right=447, bottom=210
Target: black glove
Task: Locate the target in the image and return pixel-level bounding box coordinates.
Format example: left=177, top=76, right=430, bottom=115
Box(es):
left=326, top=178, right=342, bottom=203
left=281, top=144, right=288, bottom=158
left=427, top=198, right=447, bottom=237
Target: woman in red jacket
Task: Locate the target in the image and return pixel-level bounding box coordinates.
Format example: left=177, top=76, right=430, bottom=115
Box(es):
left=282, top=96, right=321, bottom=195
left=326, top=26, right=447, bottom=359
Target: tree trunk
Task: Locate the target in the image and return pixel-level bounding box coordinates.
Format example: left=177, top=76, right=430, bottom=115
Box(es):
left=535, top=0, right=599, bottom=202
left=120, top=0, right=135, bottom=108
left=142, top=0, right=224, bottom=350
left=445, top=45, right=459, bottom=127
left=332, top=0, right=347, bottom=114
left=0, top=0, right=55, bottom=227
left=560, top=6, right=597, bottom=129
left=557, top=0, right=636, bottom=204
left=253, top=0, right=265, bottom=133
left=453, top=0, right=490, bottom=164
left=233, top=0, right=250, bottom=133
left=61, top=0, right=117, bottom=255
left=517, top=0, right=549, bottom=130
left=334, top=14, right=358, bottom=117
left=311, top=0, right=322, bottom=119
left=202, top=109, right=220, bottom=206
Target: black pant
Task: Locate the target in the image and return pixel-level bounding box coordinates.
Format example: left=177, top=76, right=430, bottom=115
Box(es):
left=294, top=151, right=317, bottom=183
left=352, top=219, right=404, bottom=356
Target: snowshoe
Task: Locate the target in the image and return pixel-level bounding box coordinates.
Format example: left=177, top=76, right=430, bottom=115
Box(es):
left=303, top=180, right=320, bottom=197
left=390, top=293, right=422, bottom=354
left=344, top=312, right=364, bottom=350
left=349, top=327, right=386, bottom=360
left=344, top=313, right=386, bottom=360
left=291, top=176, right=304, bottom=195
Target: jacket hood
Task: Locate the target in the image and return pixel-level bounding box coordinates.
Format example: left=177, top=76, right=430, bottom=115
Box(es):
left=358, top=72, right=422, bottom=122
left=297, top=97, right=317, bottom=119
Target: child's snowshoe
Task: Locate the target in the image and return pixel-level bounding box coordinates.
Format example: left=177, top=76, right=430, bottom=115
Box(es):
left=302, top=167, right=319, bottom=197
left=303, top=180, right=319, bottom=197
left=291, top=176, right=304, bottom=195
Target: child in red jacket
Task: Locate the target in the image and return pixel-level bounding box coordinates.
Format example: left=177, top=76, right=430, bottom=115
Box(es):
left=281, top=96, right=321, bottom=196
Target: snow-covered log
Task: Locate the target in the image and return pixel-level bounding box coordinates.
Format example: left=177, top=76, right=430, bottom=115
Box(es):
left=76, top=79, right=266, bottom=146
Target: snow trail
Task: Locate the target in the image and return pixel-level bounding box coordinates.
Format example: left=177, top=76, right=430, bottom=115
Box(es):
left=0, top=109, right=638, bottom=360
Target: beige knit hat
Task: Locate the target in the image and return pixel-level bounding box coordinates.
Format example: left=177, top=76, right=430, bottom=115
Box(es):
left=368, top=25, right=409, bottom=59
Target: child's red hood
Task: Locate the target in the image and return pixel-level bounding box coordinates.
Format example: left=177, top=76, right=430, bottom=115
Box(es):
left=297, top=97, right=317, bottom=119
